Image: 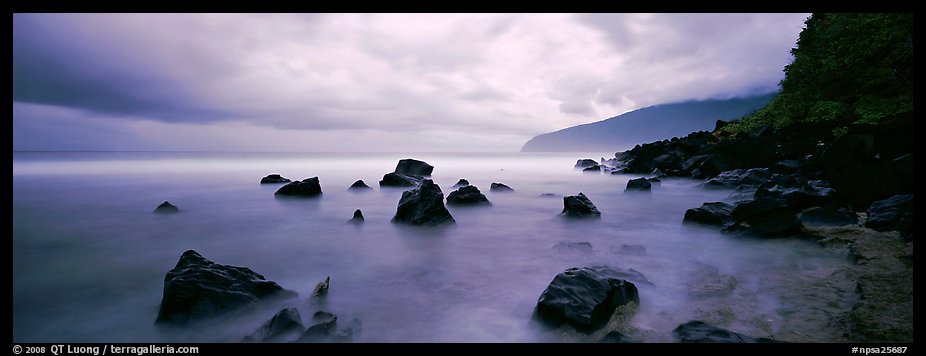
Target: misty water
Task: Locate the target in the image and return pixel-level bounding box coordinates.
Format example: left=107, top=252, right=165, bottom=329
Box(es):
left=13, top=152, right=853, bottom=342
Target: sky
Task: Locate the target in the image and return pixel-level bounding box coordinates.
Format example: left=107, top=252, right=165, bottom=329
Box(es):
left=13, top=13, right=810, bottom=152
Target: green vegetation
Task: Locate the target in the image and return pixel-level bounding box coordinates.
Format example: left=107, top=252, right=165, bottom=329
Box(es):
left=722, top=13, right=913, bottom=136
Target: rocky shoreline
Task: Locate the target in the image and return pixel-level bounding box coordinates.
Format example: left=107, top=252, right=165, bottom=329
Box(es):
left=577, top=117, right=913, bottom=342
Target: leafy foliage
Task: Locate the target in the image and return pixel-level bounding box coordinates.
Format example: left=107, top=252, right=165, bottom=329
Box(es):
left=722, top=13, right=913, bottom=135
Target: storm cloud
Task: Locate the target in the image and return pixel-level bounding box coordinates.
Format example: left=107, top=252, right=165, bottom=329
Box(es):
left=13, top=13, right=809, bottom=152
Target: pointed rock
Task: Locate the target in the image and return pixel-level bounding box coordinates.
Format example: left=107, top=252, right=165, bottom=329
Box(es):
left=154, top=201, right=179, bottom=214
left=392, top=179, right=455, bottom=226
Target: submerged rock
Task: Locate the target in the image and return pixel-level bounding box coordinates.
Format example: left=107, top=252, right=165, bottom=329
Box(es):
left=348, top=180, right=373, bottom=190
left=534, top=265, right=641, bottom=332
left=490, top=182, right=514, bottom=192
left=673, top=320, right=781, bottom=343
left=154, top=201, right=179, bottom=214
left=275, top=177, right=322, bottom=197
left=552, top=241, right=593, bottom=253
left=243, top=307, right=304, bottom=343
left=626, top=178, right=652, bottom=191
left=683, top=202, right=733, bottom=226
left=686, top=264, right=737, bottom=298
left=260, top=174, right=292, bottom=184
left=394, top=158, right=434, bottom=177
left=561, top=193, right=601, bottom=218
left=582, top=165, right=602, bottom=172
left=348, top=209, right=364, bottom=224
left=155, top=250, right=297, bottom=325
left=446, top=185, right=491, bottom=206
left=379, top=172, right=421, bottom=188
left=392, top=179, right=455, bottom=226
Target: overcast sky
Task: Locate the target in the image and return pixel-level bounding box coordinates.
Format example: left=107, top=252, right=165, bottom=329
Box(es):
left=13, top=13, right=809, bottom=152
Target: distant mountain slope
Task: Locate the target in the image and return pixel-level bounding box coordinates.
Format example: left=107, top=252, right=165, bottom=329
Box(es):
left=521, top=93, right=776, bottom=152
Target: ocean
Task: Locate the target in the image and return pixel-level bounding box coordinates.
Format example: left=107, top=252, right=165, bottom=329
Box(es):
left=12, top=151, right=852, bottom=342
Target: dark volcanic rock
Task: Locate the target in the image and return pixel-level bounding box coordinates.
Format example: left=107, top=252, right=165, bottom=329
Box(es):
left=490, top=182, right=514, bottom=192
left=394, top=158, right=434, bottom=177
left=295, top=311, right=355, bottom=343
left=452, top=178, right=470, bottom=188
left=683, top=202, right=733, bottom=226
left=576, top=159, right=599, bottom=168
left=673, top=320, right=781, bottom=343
left=378, top=172, right=421, bottom=188
left=348, top=209, right=364, bottom=223
left=243, top=307, right=304, bottom=343
left=704, top=168, right=773, bottom=189
left=155, top=250, right=297, bottom=325
left=561, top=193, right=601, bottom=218
left=626, top=178, right=652, bottom=191
left=799, top=206, right=858, bottom=227
left=534, top=266, right=641, bottom=332
left=311, top=276, right=329, bottom=300
left=722, top=197, right=802, bottom=237
left=260, top=174, right=292, bottom=184
left=275, top=177, right=322, bottom=197
left=392, top=179, right=455, bottom=226
left=446, top=185, right=490, bottom=206
left=599, top=330, right=641, bottom=343
left=154, top=201, right=179, bottom=214
left=582, top=165, right=602, bottom=172
left=865, top=194, right=913, bottom=236
left=540, top=193, right=560, bottom=198
left=348, top=180, right=372, bottom=190
left=770, top=160, right=802, bottom=174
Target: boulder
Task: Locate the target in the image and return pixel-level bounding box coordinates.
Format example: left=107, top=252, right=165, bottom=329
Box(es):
left=799, top=206, right=858, bottom=227
left=626, top=178, right=652, bottom=191
left=311, top=276, right=329, bottom=300
left=582, top=165, right=602, bottom=173
left=155, top=250, right=297, bottom=325
left=394, top=158, right=434, bottom=177
left=683, top=202, right=733, bottom=226
left=599, top=330, right=641, bottom=343
left=770, top=160, right=802, bottom=174
left=243, top=307, right=304, bottom=343
left=446, top=185, right=490, bottom=206
left=722, top=197, right=802, bottom=237
left=575, top=159, right=598, bottom=168
left=379, top=172, right=421, bottom=188
left=704, top=168, right=773, bottom=189
left=540, top=193, right=560, bottom=198
left=561, top=193, right=601, bottom=218
left=348, top=180, right=372, bottom=190
left=260, top=174, right=292, bottom=184
left=489, top=182, right=514, bottom=192
left=348, top=209, right=364, bottom=224
left=154, top=201, right=179, bottom=214
left=452, top=178, right=470, bottom=188
left=275, top=177, right=322, bottom=197
left=391, top=179, right=455, bottom=226
left=534, top=266, right=641, bottom=332
left=865, top=194, right=913, bottom=236
left=673, top=320, right=781, bottom=343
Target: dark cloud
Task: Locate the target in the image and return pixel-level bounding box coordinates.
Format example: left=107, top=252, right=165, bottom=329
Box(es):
left=12, top=13, right=809, bottom=152
left=12, top=14, right=233, bottom=122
